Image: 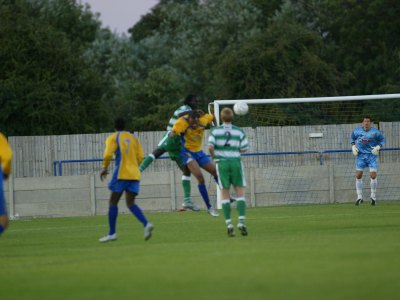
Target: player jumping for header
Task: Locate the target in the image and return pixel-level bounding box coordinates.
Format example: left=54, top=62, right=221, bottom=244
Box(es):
left=139, top=95, right=198, bottom=211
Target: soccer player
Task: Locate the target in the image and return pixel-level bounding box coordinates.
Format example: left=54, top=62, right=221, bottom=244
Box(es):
left=99, top=118, right=153, bottom=242
left=140, top=95, right=199, bottom=211
left=170, top=110, right=219, bottom=216
left=208, top=108, right=249, bottom=236
left=0, top=132, right=12, bottom=236
left=350, top=116, right=385, bottom=206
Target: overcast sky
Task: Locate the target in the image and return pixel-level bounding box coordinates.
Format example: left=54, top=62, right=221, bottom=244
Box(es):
left=82, top=0, right=159, bottom=35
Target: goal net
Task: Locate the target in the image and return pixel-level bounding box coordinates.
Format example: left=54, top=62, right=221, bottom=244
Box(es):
left=208, top=94, right=400, bottom=206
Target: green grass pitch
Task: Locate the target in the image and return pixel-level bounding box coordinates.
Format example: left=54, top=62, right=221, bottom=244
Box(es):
left=1, top=202, right=400, bottom=300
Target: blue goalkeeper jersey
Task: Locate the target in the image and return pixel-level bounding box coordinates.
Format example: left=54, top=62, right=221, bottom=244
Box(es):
left=350, top=127, right=385, bottom=154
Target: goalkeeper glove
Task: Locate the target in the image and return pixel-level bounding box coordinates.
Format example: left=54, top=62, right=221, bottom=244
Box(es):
left=371, top=145, right=381, bottom=155
left=352, top=145, right=359, bottom=156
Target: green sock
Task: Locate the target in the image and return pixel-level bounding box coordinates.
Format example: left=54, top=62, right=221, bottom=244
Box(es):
left=236, top=198, right=246, bottom=224
left=182, top=177, right=191, bottom=204
left=139, top=155, right=154, bottom=172
left=222, top=200, right=231, bottom=220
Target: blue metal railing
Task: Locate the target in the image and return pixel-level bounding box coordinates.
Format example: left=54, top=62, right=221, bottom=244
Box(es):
left=53, top=148, right=400, bottom=176
left=53, top=159, right=105, bottom=176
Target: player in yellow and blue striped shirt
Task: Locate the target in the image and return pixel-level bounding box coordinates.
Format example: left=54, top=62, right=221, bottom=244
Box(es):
left=0, top=132, right=12, bottom=236
left=139, top=95, right=199, bottom=211
left=99, top=118, right=153, bottom=242
left=171, top=110, right=219, bottom=216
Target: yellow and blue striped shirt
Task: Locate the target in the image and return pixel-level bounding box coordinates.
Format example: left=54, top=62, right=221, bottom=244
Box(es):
left=172, top=113, right=214, bottom=152
left=102, top=131, right=144, bottom=180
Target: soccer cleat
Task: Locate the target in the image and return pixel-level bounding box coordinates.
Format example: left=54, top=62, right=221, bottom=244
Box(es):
left=182, top=202, right=200, bottom=211
left=227, top=225, right=235, bottom=237
left=144, top=222, right=154, bottom=241
left=237, top=224, right=248, bottom=236
left=355, top=198, right=363, bottom=206
left=99, top=233, right=117, bottom=243
left=370, top=197, right=376, bottom=206
left=208, top=207, right=220, bottom=217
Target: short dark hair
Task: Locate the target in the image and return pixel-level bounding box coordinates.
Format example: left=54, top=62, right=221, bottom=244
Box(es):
left=114, top=117, right=125, bottom=131
left=184, top=94, right=197, bottom=105
left=188, top=110, right=200, bottom=119
left=363, top=116, right=372, bottom=122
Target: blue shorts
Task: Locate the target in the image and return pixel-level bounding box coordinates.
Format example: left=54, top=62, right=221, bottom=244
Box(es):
left=108, top=178, right=140, bottom=194
left=355, top=154, right=378, bottom=171
left=0, top=193, right=6, bottom=215
left=179, top=148, right=211, bottom=167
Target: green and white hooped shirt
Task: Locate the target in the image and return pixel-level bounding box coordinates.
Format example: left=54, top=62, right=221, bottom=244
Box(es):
left=167, top=105, right=192, bottom=131
left=208, top=123, right=249, bottom=161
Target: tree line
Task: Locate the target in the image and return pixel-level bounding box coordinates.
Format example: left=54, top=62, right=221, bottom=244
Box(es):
left=1, top=0, right=400, bottom=136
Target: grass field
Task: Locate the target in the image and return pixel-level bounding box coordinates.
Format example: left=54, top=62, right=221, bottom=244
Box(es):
left=1, top=202, right=400, bottom=300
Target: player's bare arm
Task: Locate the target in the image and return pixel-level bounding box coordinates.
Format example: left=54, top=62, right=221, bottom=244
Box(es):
left=208, top=145, right=215, bottom=159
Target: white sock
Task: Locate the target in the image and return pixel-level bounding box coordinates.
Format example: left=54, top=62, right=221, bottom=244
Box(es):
left=356, top=178, right=363, bottom=199
left=370, top=178, right=377, bottom=199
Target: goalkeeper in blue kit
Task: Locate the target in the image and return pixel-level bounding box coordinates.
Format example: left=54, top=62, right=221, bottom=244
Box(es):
left=350, top=116, right=385, bottom=206
left=208, top=108, right=249, bottom=236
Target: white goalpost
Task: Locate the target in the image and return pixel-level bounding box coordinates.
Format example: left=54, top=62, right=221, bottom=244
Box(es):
left=208, top=93, right=400, bottom=208
left=209, top=93, right=400, bottom=126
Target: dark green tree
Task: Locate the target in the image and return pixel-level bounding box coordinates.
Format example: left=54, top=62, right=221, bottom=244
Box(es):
left=0, top=0, right=110, bottom=135
left=212, top=21, right=348, bottom=99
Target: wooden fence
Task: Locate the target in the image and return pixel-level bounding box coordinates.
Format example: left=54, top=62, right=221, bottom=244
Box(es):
left=5, top=163, right=400, bottom=218
left=8, top=122, right=400, bottom=178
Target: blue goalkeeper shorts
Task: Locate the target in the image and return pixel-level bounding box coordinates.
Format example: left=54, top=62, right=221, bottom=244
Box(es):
left=355, top=153, right=378, bottom=171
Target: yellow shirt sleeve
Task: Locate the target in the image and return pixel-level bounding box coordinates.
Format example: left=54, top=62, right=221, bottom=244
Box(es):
left=172, top=116, right=189, bottom=135
left=0, top=133, right=12, bottom=175
left=202, top=114, right=214, bottom=126
left=102, top=133, right=118, bottom=169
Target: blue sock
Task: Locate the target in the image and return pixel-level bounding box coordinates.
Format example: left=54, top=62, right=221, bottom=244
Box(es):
left=129, top=204, right=148, bottom=226
left=108, top=205, right=118, bottom=235
left=198, top=184, right=211, bottom=209
left=0, top=224, right=4, bottom=235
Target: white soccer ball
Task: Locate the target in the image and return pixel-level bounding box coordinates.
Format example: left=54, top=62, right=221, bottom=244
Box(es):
left=233, top=102, right=249, bottom=116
